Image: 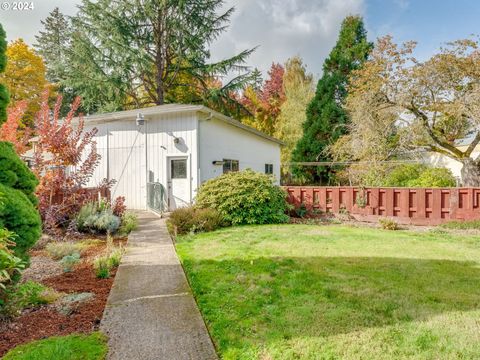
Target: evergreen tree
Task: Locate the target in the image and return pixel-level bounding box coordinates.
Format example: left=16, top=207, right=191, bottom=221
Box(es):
left=291, top=16, right=372, bottom=184
left=66, top=0, right=255, bottom=115
left=35, top=7, right=78, bottom=116
left=34, top=7, right=71, bottom=84
left=0, top=24, right=8, bottom=124
left=0, top=24, right=41, bottom=260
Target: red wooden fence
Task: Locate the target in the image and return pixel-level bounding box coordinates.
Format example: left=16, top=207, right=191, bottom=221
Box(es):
left=284, top=186, right=480, bottom=225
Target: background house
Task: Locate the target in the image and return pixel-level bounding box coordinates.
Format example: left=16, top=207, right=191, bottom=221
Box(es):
left=82, top=104, right=282, bottom=211
left=424, top=137, right=480, bottom=185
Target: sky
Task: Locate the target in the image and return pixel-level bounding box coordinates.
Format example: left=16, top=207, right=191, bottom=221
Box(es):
left=1, top=0, right=479, bottom=79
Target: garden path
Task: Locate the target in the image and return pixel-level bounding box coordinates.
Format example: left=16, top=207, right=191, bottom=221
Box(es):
left=100, top=211, right=217, bottom=360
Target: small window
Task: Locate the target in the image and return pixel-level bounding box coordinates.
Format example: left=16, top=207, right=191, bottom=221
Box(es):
left=223, top=159, right=239, bottom=173
left=171, top=159, right=187, bottom=179
left=265, top=164, right=273, bottom=175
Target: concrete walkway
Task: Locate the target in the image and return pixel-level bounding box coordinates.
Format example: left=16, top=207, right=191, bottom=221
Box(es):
left=101, top=212, right=217, bottom=360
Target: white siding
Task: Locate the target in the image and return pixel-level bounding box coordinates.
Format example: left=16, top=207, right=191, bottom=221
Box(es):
left=146, top=112, right=198, bottom=205
left=198, top=117, right=281, bottom=185
left=85, top=119, right=147, bottom=209
left=85, top=112, right=198, bottom=210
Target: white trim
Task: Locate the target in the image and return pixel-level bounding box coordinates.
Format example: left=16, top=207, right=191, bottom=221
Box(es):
left=77, top=104, right=284, bottom=146
left=166, top=154, right=191, bottom=210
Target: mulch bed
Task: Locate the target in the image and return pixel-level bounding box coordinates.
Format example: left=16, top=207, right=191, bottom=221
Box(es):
left=0, top=238, right=124, bottom=356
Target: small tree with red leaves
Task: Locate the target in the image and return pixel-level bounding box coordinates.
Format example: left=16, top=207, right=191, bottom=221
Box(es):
left=241, top=63, right=285, bottom=136
left=0, top=101, right=32, bottom=154
left=33, top=91, right=110, bottom=232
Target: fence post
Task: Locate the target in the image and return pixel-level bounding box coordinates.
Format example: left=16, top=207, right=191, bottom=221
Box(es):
left=432, top=189, right=442, bottom=220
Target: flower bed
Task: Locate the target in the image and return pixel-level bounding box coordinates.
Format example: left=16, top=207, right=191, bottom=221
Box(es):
left=0, top=236, right=126, bottom=356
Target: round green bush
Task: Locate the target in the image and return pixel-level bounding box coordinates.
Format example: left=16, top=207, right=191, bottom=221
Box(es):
left=0, top=142, right=41, bottom=259
left=0, top=183, right=41, bottom=258
left=361, top=163, right=456, bottom=188
left=0, top=142, right=38, bottom=205
left=195, top=169, right=289, bottom=225
left=407, top=167, right=456, bottom=187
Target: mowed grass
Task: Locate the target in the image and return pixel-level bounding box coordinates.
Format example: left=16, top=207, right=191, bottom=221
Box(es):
left=176, top=224, right=480, bottom=359
left=3, top=332, right=108, bottom=360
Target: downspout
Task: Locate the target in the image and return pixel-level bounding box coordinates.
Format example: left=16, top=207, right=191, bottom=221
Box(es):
left=145, top=119, right=148, bottom=210
left=106, top=121, right=110, bottom=183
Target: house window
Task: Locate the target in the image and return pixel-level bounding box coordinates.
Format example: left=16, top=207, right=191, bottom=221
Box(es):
left=223, top=159, right=239, bottom=173
left=171, top=159, right=187, bottom=179
left=265, top=163, right=273, bottom=175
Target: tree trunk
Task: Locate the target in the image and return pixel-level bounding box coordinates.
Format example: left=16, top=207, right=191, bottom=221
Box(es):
left=460, top=158, right=480, bottom=186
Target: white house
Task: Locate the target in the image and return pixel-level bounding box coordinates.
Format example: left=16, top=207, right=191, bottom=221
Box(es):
left=82, top=104, right=282, bottom=211
left=424, top=137, right=480, bottom=185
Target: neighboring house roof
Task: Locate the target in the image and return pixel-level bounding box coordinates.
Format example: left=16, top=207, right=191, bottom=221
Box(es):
left=80, top=104, right=284, bottom=145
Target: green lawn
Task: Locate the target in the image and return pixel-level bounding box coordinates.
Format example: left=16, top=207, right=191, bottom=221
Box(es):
left=3, top=333, right=108, bottom=360
left=176, top=224, right=480, bottom=359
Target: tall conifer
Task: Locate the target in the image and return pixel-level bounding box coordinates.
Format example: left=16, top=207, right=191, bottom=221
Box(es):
left=292, top=16, right=372, bottom=184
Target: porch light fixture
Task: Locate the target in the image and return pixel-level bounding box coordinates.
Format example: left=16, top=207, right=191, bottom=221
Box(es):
left=212, top=160, right=224, bottom=166
left=136, top=113, right=145, bottom=126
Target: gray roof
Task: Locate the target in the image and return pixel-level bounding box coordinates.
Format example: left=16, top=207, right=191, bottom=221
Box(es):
left=81, top=104, right=284, bottom=145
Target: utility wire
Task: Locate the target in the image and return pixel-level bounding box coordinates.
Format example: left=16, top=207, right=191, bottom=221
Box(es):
left=282, top=159, right=422, bottom=166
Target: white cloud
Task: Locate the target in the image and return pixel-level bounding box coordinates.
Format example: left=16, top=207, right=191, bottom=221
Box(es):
left=0, top=1, right=79, bottom=44
left=0, top=0, right=366, bottom=79
left=211, top=0, right=366, bottom=78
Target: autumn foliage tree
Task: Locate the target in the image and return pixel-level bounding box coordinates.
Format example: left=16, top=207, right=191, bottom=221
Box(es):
left=0, top=101, right=31, bottom=154
left=0, top=24, right=8, bottom=122
left=242, top=63, right=286, bottom=136
left=332, top=36, right=480, bottom=186
left=275, top=57, right=314, bottom=176
left=33, top=92, right=104, bottom=232
left=0, top=39, right=50, bottom=127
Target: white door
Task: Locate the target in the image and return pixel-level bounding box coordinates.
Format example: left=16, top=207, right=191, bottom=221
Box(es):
left=167, top=157, right=190, bottom=210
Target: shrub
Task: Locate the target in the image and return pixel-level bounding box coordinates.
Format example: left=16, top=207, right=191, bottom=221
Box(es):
left=0, top=142, right=38, bottom=204
left=93, top=247, right=124, bottom=279
left=294, top=203, right=308, bottom=218
left=0, top=228, right=24, bottom=289
left=89, top=210, right=120, bottom=234
left=195, top=169, right=289, bottom=225
left=194, top=208, right=225, bottom=232
left=93, top=256, right=111, bottom=279
left=0, top=139, right=41, bottom=259
left=408, top=167, right=456, bottom=187
left=60, top=253, right=81, bottom=272
left=353, top=163, right=456, bottom=188
left=167, top=206, right=224, bottom=235
left=76, top=202, right=120, bottom=234
left=2, top=281, right=60, bottom=316
left=379, top=218, right=399, bottom=230
left=45, top=242, right=82, bottom=260
left=107, top=247, right=124, bottom=268
left=118, top=211, right=138, bottom=235
left=382, top=164, right=424, bottom=187
left=76, top=202, right=98, bottom=232
left=167, top=207, right=196, bottom=235
left=33, top=93, right=110, bottom=233
left=0, top=184, right=41, bottom=259
left=112, top=196, right=126, bottom=217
